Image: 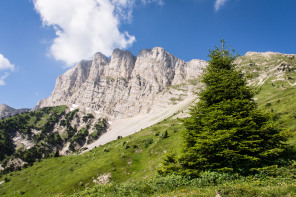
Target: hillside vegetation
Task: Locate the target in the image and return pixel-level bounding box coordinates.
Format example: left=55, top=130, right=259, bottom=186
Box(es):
left=236, top=52, right=296, bottom=134
left=1, top=52, right=296, bottom=196
left=0, top=106, right=108, bottom=173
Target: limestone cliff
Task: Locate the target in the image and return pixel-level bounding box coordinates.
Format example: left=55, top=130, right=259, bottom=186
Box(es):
left=36, top=47, right=207, bottom=118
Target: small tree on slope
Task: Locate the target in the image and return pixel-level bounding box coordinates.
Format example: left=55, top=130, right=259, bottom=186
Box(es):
left=159, top=42, right=291, bottom=176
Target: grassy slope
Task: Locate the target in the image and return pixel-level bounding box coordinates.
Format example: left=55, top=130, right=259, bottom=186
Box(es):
left=0, top=117, right=184, bottom=196
left=256, top=78, right=296, bottom=131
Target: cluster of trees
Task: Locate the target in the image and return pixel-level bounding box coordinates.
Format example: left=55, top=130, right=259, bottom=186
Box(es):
left=69, top=127, right=89, bottom=151
left=0, top=106, right=68, bottom=172
left=62, top=113, right=107, bottom=151
left=87, top=118, right=108, bottom=144
left=1, top=107, right=106, bottom=172
left=0, top=131, right=14, bottom=161
left=82, top=113, right=94, bottom=122
left=159, top=41, right=292, bottom=176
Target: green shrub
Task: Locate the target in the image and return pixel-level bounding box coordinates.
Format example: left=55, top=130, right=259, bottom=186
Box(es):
left=66, top=109, right=79, bottom=122
left=82, top=114, right=94, bottom=123
left=87, top=118, right=108, bottom=144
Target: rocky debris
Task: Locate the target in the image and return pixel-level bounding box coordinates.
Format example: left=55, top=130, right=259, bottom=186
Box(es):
left=85, top=96, right=197, bottom=150
left=12, top=133, right=35, bottom=151
left=36, top=47, right=207, bottom=118
left=0, top=104, right=30, bottom=119
left=2, top=157, right=27, bottom=171
left=93, top=173, right=111, bottom=184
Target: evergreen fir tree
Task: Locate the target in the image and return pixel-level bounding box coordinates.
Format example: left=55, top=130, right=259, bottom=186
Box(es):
left=159, top=41, right=290, bottom=176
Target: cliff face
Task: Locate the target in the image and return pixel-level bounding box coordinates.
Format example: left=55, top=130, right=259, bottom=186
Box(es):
left=36, top=47, right=207, bottom=118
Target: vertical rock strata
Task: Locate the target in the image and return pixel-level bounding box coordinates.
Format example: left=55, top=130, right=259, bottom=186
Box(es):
left=36, top=47, right=207, bottom=118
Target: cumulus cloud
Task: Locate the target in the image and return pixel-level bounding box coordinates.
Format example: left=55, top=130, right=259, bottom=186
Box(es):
left=0, top=54, right=15, bottom=86
left=215, top=0, right=228, bottom=11
left=34, top=0, right=137, bottom=66
left=0, top=54, right=15, bottom=71
left=34, top=0, right=165, bottom=66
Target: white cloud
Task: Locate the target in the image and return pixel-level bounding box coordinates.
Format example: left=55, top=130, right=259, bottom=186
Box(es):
left=0, top=54, right=15, bottom=86
left=34, top=0, right=164, bottom=66
left=33, top=0, right=136, bottom=66
left=34, top=0, right=159, bottom=67
left=0, top=54, right=15, bottom=71
left=141, top=0, right=164, bottom=6
left=215, top=0, right=228, bottom=11
left=0, top=72, right=9, bottom=86
left=111, top=0, right=135, bottom=22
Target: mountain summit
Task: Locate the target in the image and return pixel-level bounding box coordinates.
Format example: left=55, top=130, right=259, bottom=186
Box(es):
left=0, top=104, right=29, bottom=119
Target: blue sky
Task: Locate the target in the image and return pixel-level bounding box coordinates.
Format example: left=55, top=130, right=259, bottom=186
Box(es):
left=0, top=0, right=295, bottom=109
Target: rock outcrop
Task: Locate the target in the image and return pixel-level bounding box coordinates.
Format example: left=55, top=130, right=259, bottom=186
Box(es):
left=0, top=104, right=30, bottom=119
left=36, top=47, right=207, bottom=118
left=235, top=51, right=296, bottom=86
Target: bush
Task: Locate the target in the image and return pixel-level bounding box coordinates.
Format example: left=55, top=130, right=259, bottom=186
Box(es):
left=82, top=114, right=94, bottom=122
left=144, top=138, right=153, bottom=148
left=66, top=109, right=79, bottom=122
left=162, top=130, right=168, bottom=139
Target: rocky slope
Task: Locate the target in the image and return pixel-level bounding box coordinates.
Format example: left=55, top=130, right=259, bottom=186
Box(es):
left=0, top=104, right=30, bottom=119
left=0, top=105, right=109, bottom=172
left=36, top=47, right=207, bottom=118
left=235, top=51, right=296, bottom=86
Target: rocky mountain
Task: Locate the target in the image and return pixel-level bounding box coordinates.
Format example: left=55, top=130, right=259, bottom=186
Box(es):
left=1, top=49, right=295, bottom=173
left=36, top=47, right=207, bottom=118
left=0, top=104, right=30, bottom=119
left=0, top=48, right=209, bottom=172
left=35, top=49, right=296, bottom=148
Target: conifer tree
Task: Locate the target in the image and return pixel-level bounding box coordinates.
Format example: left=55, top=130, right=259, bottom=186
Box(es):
left=159, top=41, right=290, bottom=176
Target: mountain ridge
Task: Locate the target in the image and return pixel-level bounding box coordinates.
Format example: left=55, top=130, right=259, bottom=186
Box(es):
left=0, top=104, right=30, bottom=119
left=35, top=47, right=207, bottom=118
